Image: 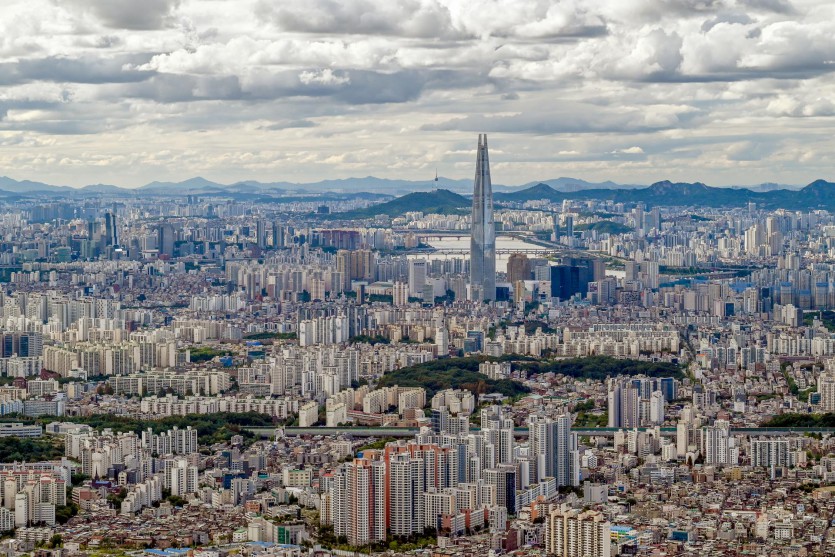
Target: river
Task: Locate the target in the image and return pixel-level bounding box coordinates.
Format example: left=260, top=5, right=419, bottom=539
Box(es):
left=412, top=234, right=544, bottom=274
left=416, top=234, right=626, bottom=279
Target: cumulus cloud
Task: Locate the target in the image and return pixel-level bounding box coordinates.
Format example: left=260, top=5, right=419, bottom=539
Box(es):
left=739, top=0, right=796, bottom=14
left=61, top=0, right=183, bottom=30
left=259, top=119, right=318, bottom=130
left=260, top=0, right=462, bottom=39
left=299, top=69, right=350, bottom=86
left=0, top=0, right=832, bottom=187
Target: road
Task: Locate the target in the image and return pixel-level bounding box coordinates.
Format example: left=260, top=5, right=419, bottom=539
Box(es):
left=247, top=426, right=835, bottom=439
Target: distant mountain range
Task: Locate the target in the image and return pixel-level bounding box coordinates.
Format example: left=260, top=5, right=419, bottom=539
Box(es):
left=0, top=175, right=481, bottom=198
left=495, top=179, right=835, bottom=210
left=0, top=173, right=831, bottom=211
left=518, top=177, right=643, bottom=192
left=135, top=176, right=481, bottom=196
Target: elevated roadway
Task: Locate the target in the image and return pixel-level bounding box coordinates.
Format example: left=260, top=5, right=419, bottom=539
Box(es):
left=247, top=426, right=833, bottom=439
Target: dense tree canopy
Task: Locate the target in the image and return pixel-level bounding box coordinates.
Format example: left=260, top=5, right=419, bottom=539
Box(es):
left=377, top=356, right=530, bottom=399
left=762, top=413, right=835, bottom=427
left=516, top=355, right=682, bottom=380
left=0, top=436, right=64, bottom=462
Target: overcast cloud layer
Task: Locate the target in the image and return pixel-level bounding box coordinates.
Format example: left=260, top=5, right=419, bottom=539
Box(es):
left=0, top=0, right=834, bottom=187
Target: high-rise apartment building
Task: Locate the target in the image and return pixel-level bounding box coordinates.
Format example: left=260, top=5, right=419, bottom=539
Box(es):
left=388, top=453, right=424, bottom=537
left=392, top=281, right=409, bottom=307
left=527, top=414, right=578, bottom=487
left=750, top=438, right=791, bottom=471
left=336, top=249, right=375, bottom=291
left=703, top=420, right=735, bottom=466
left=819, top=373, right=835, bottom=412
left=331, top=458, right=386, bottom=547
left=481, top=405, right=515, bottom=466
left=484, top=465, right=516, bottom=516
left=545, top=505, right=611, bottom=557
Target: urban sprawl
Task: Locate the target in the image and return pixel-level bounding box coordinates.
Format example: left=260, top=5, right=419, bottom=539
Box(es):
left=1, top=136, right=835, bottom=557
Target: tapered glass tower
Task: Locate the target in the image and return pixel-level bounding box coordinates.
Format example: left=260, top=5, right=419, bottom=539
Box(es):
left=470, top=134, right=496, bottom=301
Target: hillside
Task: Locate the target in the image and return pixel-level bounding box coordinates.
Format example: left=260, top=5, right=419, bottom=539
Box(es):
left=331, top=189, right=470, bottom=219
left=496, top=180, right=754, bottom=207
left=784, top=179, right=835, bottom=210
left=761, top=413, right=835, bottom=427
left=518, top=177, right=640, bottom=192
left=498, top=183, right=564, bottom=203
left=496, top=179, right=811, bottom=209
left=516, top=356, right=683, bottom=380
left=376, top=357, right=530, bottom=398
left=575, top=221, right=632, bottom=234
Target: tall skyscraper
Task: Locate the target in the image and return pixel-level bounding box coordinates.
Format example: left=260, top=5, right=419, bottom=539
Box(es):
left=255, top=219, right=266, bottom=249
left=104, top=212, right=118, bottom=247
left=408, top=259, right=427, bottom=298
left=158, top=223, right=175, bottom=259
left=507, top=253, right=531, bottom=284
left=470, top=134, right=496, bottom=301
left=559, top=214, right=574, bottom=247
left=272, top=222, right=284, bottom=248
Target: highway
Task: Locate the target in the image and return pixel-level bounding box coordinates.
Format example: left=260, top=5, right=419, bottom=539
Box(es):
left=246, top=426, right=835, bottom=439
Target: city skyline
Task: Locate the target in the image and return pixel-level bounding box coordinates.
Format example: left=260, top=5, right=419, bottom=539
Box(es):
left=0, top=0, right=834, bottom=188
left=0, top=158, right=833, bottom=554
left=1, top=2, right=835, bottom=554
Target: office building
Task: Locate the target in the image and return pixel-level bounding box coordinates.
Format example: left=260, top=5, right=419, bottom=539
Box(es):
left=0, top=333, right=43, bottom=359
left=550, top=258, right=603, bottom=301
left=104, top=211, right=118, bottom=247
left=507, top=253, right=531, bottom=284
left=158, top=223, right=176, bottom=259
left=470, top=134, right=496, bottom=301
left=408, top=259, right=427, bottom=298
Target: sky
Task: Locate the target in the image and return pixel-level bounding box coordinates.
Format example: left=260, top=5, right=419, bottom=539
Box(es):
left=1, top=0, right=834, bottom=188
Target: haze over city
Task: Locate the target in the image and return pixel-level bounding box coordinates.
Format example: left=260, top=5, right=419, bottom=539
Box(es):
left=1, top=0, right=835, bottom=187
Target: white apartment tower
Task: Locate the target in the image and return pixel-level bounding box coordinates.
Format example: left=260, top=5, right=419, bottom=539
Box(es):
left=819, top=373, right=835, bottom=412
